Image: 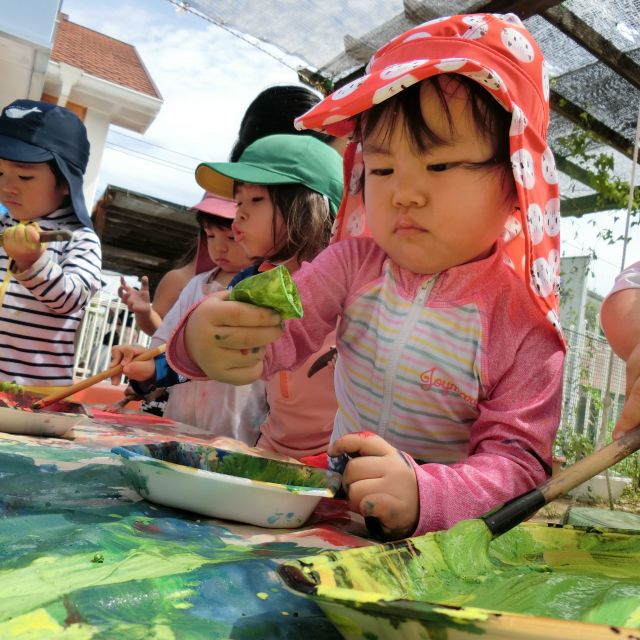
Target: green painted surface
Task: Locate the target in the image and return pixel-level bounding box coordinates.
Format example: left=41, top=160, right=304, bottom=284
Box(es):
left=0, top=439, right=349, bottom=638
left=283, top=518, right=640, bottom=633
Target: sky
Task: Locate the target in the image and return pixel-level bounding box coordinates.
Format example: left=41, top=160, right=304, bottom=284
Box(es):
left=60, top=0, right=301, bottom=206
left=59, top=0, right=640, bottom=297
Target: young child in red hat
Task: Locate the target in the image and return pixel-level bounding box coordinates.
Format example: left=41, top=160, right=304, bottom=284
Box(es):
left=168, top=14, right=565, bottom=540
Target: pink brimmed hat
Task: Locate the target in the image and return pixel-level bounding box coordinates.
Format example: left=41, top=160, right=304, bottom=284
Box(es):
left=192, top=192, right=238, bottom=274
left=192, top=192, right=238, bottom=219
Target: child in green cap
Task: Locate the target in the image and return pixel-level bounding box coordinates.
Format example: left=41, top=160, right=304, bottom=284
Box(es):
left=121, top=134, right=344, bottom=461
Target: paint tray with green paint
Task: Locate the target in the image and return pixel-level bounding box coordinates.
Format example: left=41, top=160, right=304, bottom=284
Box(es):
left=229, top=264, right=303, bottom=319
left=112, top=441, right=341, bottom=528
left=279, top=520, right=640, bottom=639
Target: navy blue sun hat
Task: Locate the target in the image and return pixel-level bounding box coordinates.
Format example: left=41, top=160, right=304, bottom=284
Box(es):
left=0, top=99, right=92, bottom=228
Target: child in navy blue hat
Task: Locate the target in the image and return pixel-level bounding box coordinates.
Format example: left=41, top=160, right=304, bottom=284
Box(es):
left=0, top=99, right=102, bottom=390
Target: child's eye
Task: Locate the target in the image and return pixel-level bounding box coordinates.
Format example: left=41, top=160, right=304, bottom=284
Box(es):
left=251, top=197, right=264, bottom=204
left=368, top=168, right=393, bottom=176
left=427, top=163, right=454, bottom=172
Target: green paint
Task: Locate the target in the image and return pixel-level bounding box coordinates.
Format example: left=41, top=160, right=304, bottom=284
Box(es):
left=284, top=519, right=640, bottom=631
left=0, top=444, right=344, bottom=639
left=114, top=442, right=341, bottom=493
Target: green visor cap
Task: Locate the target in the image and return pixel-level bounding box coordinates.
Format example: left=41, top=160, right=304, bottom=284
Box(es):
left=195, top=134, right=344, bottom=215
left=229, top=265, right=303, bottom=320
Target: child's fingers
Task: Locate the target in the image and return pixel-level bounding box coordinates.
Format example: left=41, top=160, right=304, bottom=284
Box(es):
left=340, top=455, right=385, bottom=487
left=197, top=294, right=282, bottom=329
left=222, top=300, right=283, bottom=328
left=328, top=431, right=390, bottom=458
left=210, top=325, right=283, bottom=350
left=612, top=377, right=640, bottom=439
left=23, top=224, right=41, bottom=247
left=356, top=492, right=415, bottom=539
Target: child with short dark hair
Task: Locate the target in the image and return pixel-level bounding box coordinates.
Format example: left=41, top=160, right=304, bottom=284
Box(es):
left=111, top=193, right=267, bottom=441
left=0, top=99, right=101, bottom=389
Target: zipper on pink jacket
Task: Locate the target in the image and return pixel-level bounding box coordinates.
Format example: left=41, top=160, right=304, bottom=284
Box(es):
left=378, top=275, right=438, bottom=439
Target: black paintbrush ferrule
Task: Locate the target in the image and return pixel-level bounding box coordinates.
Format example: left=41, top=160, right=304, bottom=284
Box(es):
left=480, top=488, right=546, bottom=538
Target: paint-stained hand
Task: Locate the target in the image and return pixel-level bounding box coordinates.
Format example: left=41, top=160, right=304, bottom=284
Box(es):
left=185, top=289, right=283, bottom=385
left=3, top=222, right=45, bottom=272
left=612, top=342, right=640, bottom=439
left=110, top=344, right=155, bottom=383
left=329, top=432, right=419, bottom=540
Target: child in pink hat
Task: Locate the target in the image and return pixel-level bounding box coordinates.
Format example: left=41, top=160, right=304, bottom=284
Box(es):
left=167, top=13, right=565, bottom=539
left=112, top=194, right=267, bottom=443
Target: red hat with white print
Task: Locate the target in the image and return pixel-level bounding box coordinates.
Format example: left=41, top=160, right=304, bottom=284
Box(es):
left=193, top=192, right=238, bottom=274
left=295, top=13, right=563, bottom=347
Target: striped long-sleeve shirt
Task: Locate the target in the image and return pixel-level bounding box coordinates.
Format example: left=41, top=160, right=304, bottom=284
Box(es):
left=0, top=207, right=101, bottom=386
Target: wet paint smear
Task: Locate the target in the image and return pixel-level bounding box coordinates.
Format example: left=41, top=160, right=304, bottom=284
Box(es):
left=288, top=518, right=640, bottom=632
left=0, top=440, right=348, bottom=639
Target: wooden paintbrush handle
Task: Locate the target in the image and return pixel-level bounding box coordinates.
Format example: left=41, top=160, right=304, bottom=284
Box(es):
left=32, top=344, right=166, bottom=410
left=482, top=426, right=640, bottom=538
left=539, top=426, right=640, bottom=502
left=39, top=230, right=73, bottom=242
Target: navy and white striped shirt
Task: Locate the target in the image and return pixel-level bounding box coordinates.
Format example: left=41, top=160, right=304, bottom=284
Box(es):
left=0, top=207, right=102, bottom=386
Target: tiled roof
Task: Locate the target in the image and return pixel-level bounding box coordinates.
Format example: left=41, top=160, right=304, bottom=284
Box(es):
left=51, top=14, right=161, bottom=99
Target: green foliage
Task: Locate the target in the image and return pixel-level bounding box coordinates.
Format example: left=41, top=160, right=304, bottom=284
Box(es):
left=557, top=125, right=640, bottom=234
left=555, top=429, right=594, bottom=464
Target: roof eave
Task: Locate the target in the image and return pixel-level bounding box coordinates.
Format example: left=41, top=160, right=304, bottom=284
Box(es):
left=44, top=60, right=163, bottom=133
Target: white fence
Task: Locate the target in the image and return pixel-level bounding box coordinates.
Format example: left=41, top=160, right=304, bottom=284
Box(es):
left=560, top=327, right=626, bottom=442
left=73, top=291, right=151, bottom=383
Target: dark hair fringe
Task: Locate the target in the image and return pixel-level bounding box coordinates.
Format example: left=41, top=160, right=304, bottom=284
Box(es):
left=358, top=74, right=512, bottom=174
left=195, top=210, right=233, bottom=230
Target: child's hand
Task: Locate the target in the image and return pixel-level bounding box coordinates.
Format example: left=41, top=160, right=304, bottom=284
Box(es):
left=118, top=275, right=151, bottom=314
left=329, top=432, right=419, bottom=539
left=110, top=345, right=155, bottom=383
left=185, top=290, right=283, bottom=385
left=3, top=223, right=45, bottom=271
left=612, top=342, right=640, bottom=439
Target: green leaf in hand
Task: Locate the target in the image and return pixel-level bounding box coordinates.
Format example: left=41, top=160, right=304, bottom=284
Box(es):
left=228, top=265, right=303, bottom=320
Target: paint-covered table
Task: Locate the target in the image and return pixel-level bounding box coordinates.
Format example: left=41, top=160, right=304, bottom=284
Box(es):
left=0, top=413, right=372, bottom=639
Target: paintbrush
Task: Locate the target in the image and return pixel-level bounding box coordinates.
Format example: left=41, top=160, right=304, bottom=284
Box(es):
left=363, top=426, right=640, bottom=540
left=481, top=426, right=640, bottom=537
left=0, top=228, right=72, bottom=246
left=32, top=344, right=166, bottom=411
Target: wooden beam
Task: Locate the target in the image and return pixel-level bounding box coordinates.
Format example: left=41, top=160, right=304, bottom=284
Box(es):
left=542, top=5, right=640, bottom=92
left=554, top=154, right=596, bottom=185
left=403, top=0, right=441, bottom=24
left=560, top=194, right=614, bottom=218
left=470, top=0, right=564, bottom=20
left=550, top=90, right=637, bottom=162
left=555, top=155, right=640, bottom=217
